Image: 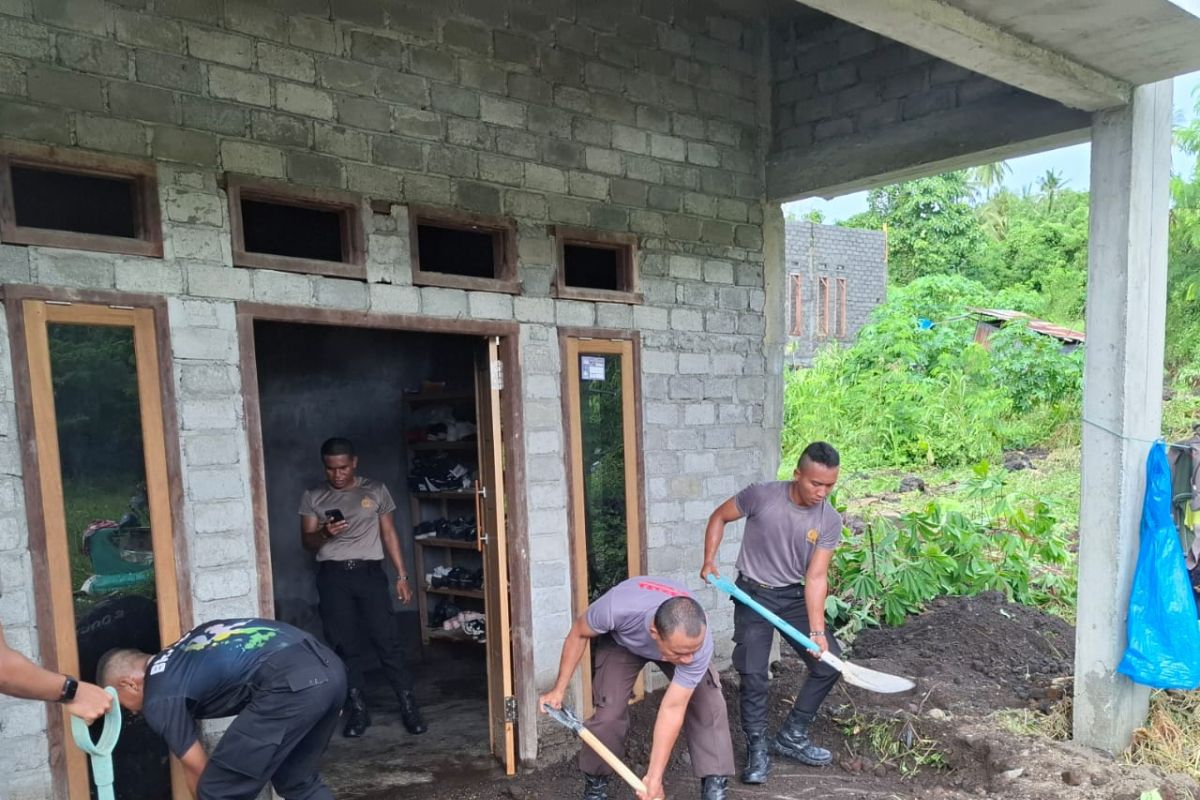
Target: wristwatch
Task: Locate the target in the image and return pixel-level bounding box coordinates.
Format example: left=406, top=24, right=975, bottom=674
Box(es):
left=57, top=675, right=79, bottom=703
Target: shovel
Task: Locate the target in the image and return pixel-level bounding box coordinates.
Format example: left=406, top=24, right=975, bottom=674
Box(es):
left=70, top=686, right=122, bottom=800
left=707, top=574, right=915, bottom=694
left=542, top=703, right=657, bottom=799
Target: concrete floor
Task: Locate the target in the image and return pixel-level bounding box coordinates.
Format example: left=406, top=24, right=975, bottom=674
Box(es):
left=321, top=642, right=503, bottom=799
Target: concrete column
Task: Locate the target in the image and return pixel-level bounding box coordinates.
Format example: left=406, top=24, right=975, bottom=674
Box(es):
left=1074, top=80, right=1173, bottom=754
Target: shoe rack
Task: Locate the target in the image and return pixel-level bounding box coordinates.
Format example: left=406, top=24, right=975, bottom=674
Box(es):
left=404, top=389, right=486, bottom=645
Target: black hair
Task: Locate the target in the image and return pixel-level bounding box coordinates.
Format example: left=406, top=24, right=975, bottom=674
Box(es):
left=320, top=437, right=356, bottom=458
left=798, top=441, right=840, bottom=469
left=96, top=647, right=145, bottom=687
left=654, top=595, right=707, bottom=639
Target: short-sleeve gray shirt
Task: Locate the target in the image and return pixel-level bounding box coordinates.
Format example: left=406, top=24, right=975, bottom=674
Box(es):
left=585, top=576, right=713, bottom=689
left=298, top=476, right=396, bottom=562
left=733, top=481, right=842, bottom=587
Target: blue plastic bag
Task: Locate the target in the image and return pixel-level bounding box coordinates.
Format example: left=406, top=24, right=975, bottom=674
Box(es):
left=1117, top=442, right=1200, bottom=689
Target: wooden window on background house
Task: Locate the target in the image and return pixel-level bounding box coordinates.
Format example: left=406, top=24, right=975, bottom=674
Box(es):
left=227, top=174, right=365, bottom=280
left=553, top=226, right=640, bottom=303
left=0, top=143, right=162, bottom=257
left=789, top=274, right=803, bottom=335
left=818, top=276, right=830, bottom=337
left=837, top=277, right=848, bottom=338
left=410, top=207, right=519, bottom=293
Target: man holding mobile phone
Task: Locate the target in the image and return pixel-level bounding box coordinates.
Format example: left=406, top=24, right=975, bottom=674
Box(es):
left=300, top=437, right=426, bottom=739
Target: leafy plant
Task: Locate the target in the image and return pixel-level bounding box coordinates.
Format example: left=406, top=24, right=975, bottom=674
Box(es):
left=833, top=708, right=948, bottom=777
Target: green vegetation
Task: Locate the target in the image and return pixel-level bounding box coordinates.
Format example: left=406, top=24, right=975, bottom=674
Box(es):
left=833, top=707, right=948, bottom=777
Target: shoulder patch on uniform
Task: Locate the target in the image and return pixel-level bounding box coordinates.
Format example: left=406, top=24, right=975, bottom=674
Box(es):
left=806, top=528, right=819, bottom=543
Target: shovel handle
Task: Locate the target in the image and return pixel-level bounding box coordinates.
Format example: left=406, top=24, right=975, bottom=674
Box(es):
left=706, top=574, right=823, bottom=654
left=578, top=728, right=649, bottom=797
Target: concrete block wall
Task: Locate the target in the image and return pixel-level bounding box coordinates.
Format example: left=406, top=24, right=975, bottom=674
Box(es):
left=768, top=6, right=1023, bottom=154
left=0, top=0, right=780, bottom=776
left=784, top=220, right=886, bottom=364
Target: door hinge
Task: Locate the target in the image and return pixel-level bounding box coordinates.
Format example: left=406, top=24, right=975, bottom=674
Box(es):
left=504, top=696, right=518, bottom=722
left=491, top=359, right=504, bottom=390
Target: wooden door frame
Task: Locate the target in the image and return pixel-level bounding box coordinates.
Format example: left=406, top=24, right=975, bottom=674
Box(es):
left=234, top=302, right=537, bottom=762
left=3, top=284, right=192, bottom=800
left=559, top=329, right=647, bottom=713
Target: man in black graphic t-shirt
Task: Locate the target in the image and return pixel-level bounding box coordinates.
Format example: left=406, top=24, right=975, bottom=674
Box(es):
left=99, top=618, right=347, bottom=800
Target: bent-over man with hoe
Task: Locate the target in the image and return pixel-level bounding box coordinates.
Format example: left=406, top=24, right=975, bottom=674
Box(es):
left=701, top=441, right=844, bottom=785
left=540, top=576, right=734, bottom=800
left=99, top=617, right=346, bottom=800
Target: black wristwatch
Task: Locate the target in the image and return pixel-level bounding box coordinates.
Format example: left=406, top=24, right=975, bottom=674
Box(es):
left=57, top=675, right=79, bottom=703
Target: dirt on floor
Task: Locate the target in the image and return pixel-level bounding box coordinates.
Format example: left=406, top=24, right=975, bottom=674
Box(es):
left=362, top=592, right=1198, bottom=800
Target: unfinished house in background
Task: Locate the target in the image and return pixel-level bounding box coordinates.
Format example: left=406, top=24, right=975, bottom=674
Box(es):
left=0, top=0, right=1195, bottom=796
left=784, top=220, right=886, bottom=365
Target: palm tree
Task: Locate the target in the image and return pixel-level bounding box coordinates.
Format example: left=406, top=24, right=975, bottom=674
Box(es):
left=1038, top=169, right=1066, bottom=212
left=969, top=160, right=1011, bottom=199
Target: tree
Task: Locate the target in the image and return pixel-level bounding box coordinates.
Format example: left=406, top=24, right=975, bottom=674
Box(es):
left=970, top=160, right=1012, bottom=199
left=842, top=172, right=984, bottom=285
left=1038, top=169, right=1066, bottom=212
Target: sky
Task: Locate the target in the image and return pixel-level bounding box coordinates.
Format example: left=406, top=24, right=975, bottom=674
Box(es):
left=784, top=72, right=1200, bottom=223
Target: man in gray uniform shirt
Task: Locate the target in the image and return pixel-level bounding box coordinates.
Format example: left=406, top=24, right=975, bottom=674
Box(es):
left=700, top=441, right=843, bottom=785
left=539, top=576, right=734, bottom=800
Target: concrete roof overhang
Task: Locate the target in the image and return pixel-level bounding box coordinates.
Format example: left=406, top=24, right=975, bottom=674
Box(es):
left=791, top=0, right=1200, bottom=112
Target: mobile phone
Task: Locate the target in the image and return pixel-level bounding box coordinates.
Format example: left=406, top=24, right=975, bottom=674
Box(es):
left=325, top=509, right=345, bottom=523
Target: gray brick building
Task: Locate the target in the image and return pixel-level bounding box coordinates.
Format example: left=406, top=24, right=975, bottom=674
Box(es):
left=0, top=0, right=1191, bottom=794
left=784, top=220, right=886, bottom=364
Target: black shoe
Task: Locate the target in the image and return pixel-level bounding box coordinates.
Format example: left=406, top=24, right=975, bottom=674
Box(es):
left=772, top=709, right=832, bottom=766
left=343, top=688, right=370, bottom=738
left=397, top=689, right=427, bottom=734
left=741, top=729, right=771, bottom=784
left=700, top=775, right=728, bottom=800
left=583, top=774, right=609, bottom=800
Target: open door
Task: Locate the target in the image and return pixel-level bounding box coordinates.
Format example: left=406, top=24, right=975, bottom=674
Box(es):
left=16, top=298, right=189, bottom=800
left=475, top=336, right=516, bottom=773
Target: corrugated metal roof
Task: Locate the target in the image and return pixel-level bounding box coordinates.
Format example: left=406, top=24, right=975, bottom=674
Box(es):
left=967, top=307, right=1086, bottom=343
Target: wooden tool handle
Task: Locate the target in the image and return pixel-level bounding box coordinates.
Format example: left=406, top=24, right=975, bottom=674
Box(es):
left=578, top=728, right=650, bottom=796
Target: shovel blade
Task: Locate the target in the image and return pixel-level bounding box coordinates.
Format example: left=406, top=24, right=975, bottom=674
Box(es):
left=828, top=655, right=915, bottom=694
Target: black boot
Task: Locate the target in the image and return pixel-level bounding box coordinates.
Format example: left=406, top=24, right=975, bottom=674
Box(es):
left=582, top=774, right=609, bottom=800
left=342, top=688, right=370, bottom=738
left=772, top=709, right=832, bottom=766
left=397, top=689, right=427, bottom=734
left=700, top=775, right=728, bottom=800
left=741, top=729, right=771, bottom=784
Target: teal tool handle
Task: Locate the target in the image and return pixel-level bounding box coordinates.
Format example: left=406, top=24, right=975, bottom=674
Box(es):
left=70, top=687, right=121, bottom=800
left=706, top=574, right=821, bottom=653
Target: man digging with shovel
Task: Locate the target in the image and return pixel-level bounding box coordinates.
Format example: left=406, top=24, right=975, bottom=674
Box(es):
left=539, top=576, right=735, bottom=800
left=701, top=441, right=844, bottom=785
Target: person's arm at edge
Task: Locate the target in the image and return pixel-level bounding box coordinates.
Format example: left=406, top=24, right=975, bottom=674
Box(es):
left=641, top=682, right=693, bottom=800
left=700, top=497, right=743, bottom=580
left=179, top=741, right=207, bottom=796
left=0, top=623, right=112, bottom=722
left=300, top=512, right=329, bottom=553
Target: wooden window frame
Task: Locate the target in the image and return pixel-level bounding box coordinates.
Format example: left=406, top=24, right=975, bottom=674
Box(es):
left=551, top=226, right=641, bottom=304
left=0, top=141, right=163, bottom=258
left=837, top=277, right=848, bottom=338
left=227, top=173, right=366, bottom=280
left=409, top=206, right=519, bottom=294
left=789, top=273, right=803, bottom=336
left=818, top=276, right=830, bottom=337
left=5, top=285, right=192, bottom=800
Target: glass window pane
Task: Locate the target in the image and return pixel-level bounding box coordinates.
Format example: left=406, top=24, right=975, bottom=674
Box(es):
left=47, top=323, right=171, bottom=800
left=578, top=353, right=628, bottom=602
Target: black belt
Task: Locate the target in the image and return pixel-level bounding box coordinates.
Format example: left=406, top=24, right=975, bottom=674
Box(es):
left=737, top=573, right=805, bottom=591
left=319, top=559, right=381, bottom=571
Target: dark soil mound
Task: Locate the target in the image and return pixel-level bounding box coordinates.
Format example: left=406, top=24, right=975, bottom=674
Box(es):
left=848, top=591, right=1075, bottom=715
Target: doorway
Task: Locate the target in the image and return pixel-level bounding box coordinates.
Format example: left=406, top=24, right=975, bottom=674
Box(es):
left=245, top=317, right=516, bottom=796
left=10, top=294, right=189, bottom=800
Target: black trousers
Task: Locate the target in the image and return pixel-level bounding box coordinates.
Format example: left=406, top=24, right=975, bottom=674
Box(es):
left=198, top=639, right=347, bottom=800
left=730, top=575, right=842, bottom=732
left=316, top=560, right=413, bottom=695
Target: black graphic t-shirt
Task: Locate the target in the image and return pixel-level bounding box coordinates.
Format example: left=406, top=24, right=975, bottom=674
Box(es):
left=142, top=618, right=308, bottom=757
